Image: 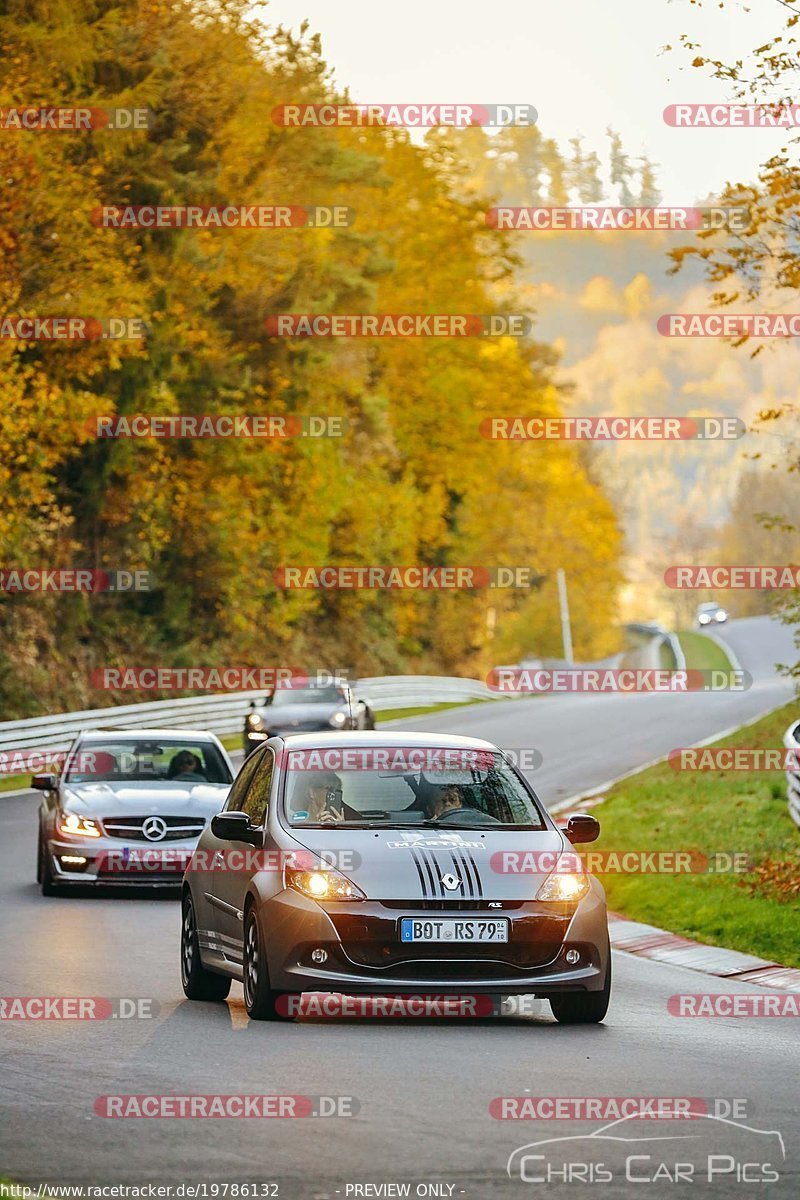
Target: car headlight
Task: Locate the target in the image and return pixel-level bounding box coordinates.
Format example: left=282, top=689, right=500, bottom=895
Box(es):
left=285, top=866, right=365, bottom=902
left=715, top=611, right=727, bottom=621
left=536, top=872, right=589, bottom=902
left=699, top=614, right=709, bottom=624
left=57, top=809, right=101, bottom=839
left=246, top=712, right=264, bottom=730
left=329, top=710, right=347, bottom=728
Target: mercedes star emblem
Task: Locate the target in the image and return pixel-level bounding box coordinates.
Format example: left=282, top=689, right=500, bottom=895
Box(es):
left=142, top=816, right=168, bottom=841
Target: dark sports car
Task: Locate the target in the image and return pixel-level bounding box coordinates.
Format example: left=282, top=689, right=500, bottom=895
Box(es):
left=243, top=678, right=374, bottom=757
left=181, top=731, right=611, bottom=1024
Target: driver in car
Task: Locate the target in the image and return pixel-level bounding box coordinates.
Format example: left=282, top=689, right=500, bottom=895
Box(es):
left=293, top=771, right=344, bottom=825
left=429, top=784, right=465, bottom=818
left=425, top=782, right=501, bottom=823
left=167, top=751, right=207, bottom=781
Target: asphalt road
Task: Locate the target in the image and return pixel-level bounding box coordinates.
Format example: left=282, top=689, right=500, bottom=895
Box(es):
left=1, top=616, right=797, bottom=1198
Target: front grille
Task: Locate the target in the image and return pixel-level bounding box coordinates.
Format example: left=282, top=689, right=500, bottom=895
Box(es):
left=381, top=900, right=523, bottom=911
left=327, top=909, right=570, bottom=971
left=101, top=816, right=206, bottom=841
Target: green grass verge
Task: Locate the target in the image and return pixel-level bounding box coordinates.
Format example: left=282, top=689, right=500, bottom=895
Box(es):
left=677, top=629, right=735, bottom=672
left=376, top=699, right=492, bottom=723
left=658, top=640, right=677, bottom=670
left=0, top=771, right=33, bottom=793
left=591, top=701, right=800, bottom=967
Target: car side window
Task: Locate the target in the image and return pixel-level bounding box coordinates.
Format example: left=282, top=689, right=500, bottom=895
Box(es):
left=225, top=753, right=262, bottom=813
left=241, top=751, right=274, bottom=827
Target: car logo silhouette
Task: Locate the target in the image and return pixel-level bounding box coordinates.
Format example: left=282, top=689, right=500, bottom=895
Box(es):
left=142, top=816, right=168, bottom=842
left=441, top=872, right=460, bottom=891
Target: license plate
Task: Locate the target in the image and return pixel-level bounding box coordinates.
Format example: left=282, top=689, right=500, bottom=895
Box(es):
left=400, top=917, right=509, bottom=943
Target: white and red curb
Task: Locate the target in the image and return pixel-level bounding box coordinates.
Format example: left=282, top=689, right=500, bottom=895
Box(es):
left=608, top=913, right=800, bottom=993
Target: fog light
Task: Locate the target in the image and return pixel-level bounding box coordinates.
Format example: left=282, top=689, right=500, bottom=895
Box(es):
left=311, top=948, right=328, bottom=964
left=60, top=855, right=87, bottom=866
left=565, top=949, right=580, bottom=965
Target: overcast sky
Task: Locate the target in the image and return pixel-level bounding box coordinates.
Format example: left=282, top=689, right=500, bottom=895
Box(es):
left=261, top=0, right=785, bottom=202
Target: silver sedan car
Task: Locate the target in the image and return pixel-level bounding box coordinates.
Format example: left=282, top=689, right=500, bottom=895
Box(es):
left=35, top=728, right=234, bottom=893
left=180, top=731, right=611, bottom=1024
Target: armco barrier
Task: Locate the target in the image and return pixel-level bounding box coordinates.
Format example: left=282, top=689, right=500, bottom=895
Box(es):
left=625, top=622, right=687, bottom=672
left=0, top=675, right=497, bottom=760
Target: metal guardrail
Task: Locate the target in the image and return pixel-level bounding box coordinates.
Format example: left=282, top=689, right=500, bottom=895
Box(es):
left=0, top=675, right=497, bottom=759
left=625, top=623, right=687, bottom=672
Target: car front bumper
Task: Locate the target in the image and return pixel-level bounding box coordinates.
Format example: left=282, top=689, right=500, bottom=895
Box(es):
left=46, top=834, right=198, bottom=886
left=259, top=885, right=609, bottom=995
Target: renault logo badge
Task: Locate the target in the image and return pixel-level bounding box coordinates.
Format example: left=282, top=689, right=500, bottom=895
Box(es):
left=441, top=872, right=460, bottom=891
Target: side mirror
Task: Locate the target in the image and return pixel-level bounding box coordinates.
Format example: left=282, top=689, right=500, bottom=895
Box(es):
left=211, top=811, right=262, bottom=846
left=31, top=774, right=57, bottom=791
left=565, top=813, right=600, bottom=844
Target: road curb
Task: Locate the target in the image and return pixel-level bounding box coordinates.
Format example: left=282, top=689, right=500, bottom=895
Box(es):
left=608, top=913, right=800, bottom=993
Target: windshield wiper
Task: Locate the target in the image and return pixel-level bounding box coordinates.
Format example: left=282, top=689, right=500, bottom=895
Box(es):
left=422, top=819, right=499, bottom=829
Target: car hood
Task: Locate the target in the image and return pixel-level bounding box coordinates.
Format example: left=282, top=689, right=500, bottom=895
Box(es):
left=62, top=780, right=230, bottom=817
left=282, top=825, right=572, bottom=901
left=256, top=702, right=337, bottom=726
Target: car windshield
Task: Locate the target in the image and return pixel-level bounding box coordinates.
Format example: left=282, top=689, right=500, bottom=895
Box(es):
left=270, top=686, right=345, bottom=707
left=282, top=747, right=545, bottom=828
left=63, top=739, right=233, bottom=784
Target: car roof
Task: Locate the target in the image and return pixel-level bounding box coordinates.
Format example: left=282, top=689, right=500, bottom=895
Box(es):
left=270, top=730, right=498, bottom=751
left=74, top=728, right=223, bottom=742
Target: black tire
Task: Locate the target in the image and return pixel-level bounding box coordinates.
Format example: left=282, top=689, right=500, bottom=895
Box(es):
left=549, top=946, right=611, bottom=1025
left=181, top=892, right=231, bottom=1001
left=242, top=905, right=292, bottom=1021
left=39, top=832, right=60, bottom=897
